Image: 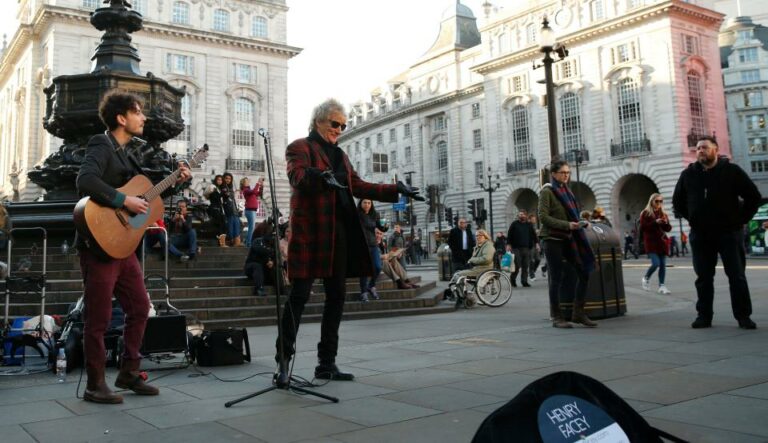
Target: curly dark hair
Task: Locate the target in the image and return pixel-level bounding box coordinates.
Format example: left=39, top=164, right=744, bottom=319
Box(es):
left=98, top=90, right=144, bottom=131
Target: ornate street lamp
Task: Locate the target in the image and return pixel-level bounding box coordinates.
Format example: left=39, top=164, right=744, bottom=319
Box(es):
left=479, top=167, right=501, bottom=234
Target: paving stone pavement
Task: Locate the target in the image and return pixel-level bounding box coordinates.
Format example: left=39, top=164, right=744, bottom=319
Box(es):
left=1, top=256, right=767, bottom=442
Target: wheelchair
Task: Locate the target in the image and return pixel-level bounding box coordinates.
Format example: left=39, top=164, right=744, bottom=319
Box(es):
left=446, top=269, right=513, bottom=309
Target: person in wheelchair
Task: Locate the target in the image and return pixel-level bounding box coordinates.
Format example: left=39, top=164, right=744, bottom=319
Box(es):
left=446, top=229, right=495, bottom=304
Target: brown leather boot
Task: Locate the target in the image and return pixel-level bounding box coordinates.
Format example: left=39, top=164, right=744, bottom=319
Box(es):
left=551, top=304, right=573, bottom=328
left=115, top=359, right=159, bottom=395
left=217, top=234, right=229, bottom=247
left=571, top=300, right=598, bottom=327
left=233, top=237, right=242, bottom=247
left=84, top=366, right=123, bottom=404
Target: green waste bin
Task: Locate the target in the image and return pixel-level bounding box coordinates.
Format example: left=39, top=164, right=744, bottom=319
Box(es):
left=437, top=244, right=453, bottom=281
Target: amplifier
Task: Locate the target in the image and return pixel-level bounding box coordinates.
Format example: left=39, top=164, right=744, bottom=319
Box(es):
left=140, top=315, right=188, bottom=354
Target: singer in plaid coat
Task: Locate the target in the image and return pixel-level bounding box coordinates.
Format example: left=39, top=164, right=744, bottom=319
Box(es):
left=275, top=99, right=400, bottom=383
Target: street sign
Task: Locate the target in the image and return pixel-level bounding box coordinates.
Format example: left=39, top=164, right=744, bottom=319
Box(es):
left=392, top=196, right=407, bottom=211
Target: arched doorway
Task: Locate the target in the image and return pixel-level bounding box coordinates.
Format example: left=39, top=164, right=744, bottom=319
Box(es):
left=613, top=174, right=659, bottom=236
left=505, top=188, right=539, bottom=228
left=571, top=182, right=597, bottom=212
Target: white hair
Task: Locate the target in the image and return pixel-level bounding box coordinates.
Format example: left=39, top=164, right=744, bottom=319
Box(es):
left=309, top=98, right=345, bottom=131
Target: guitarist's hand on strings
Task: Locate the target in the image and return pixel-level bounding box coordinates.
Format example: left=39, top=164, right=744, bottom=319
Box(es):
left=124, top=196, right=149, bottom=214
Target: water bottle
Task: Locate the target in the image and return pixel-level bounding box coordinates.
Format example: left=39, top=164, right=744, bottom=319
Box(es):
left=56, top=348, right=67, bottom=382
left=61, top=239, right=69, bottom=255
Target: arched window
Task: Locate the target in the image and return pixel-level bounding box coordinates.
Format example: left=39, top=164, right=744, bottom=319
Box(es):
left=232, top=98, right=256, bottom=160
left=172, top=2, right=190, bottom=25
left=511, top=105, right=530, bottom=160
left=616, top=78, right=643, bottom=143
left=437, top=140, right=449, bottom=188
left=560, top=92, right=583, bottom=153
left=252, top=16, right=268, bottom=38
left=214, top=9, right=230, bottom=32
left=687, top=71, right=706, bottom=137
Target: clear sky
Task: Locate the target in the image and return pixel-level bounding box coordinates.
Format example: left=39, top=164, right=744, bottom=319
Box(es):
left=0, top=0, right=489, bottom=140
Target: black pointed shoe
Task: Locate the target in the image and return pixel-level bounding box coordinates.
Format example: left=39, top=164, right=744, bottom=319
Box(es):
left=314, top=363, right=354, bottom=381
left=273, top=359, right=291, bottom=388
left=691, top=317, right=712, bottom=329
left=738, top=317, right=757, bottom=330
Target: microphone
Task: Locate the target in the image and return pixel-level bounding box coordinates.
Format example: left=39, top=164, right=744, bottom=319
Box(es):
left=258, top=128, right=269, bottom=138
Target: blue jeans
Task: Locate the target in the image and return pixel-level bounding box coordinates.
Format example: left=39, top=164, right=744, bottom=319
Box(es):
left=171, top=229, right=197, bottom=257
left=359, top=245, right=382, bottom=292
left=227, top=215, right=241, bottom=241
left=144, top=233, right=183, bottom=258
left=244, top=209, right=257, bottom=247
left=645, top=253, right=666, bottom=284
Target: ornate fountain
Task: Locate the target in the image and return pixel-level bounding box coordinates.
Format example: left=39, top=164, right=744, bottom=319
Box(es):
left=27, top=0, right=185, bottom=201
left=7, top=0, right=186, bottom=232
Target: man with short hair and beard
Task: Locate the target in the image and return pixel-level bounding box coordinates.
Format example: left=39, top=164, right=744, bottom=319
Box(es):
left=76, top=91, right=191, bottom=403
left=673, top=135, right=762, bottom=330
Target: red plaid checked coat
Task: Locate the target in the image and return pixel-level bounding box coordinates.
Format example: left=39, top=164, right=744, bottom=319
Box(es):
left=286, top=136, right=399, bottom=279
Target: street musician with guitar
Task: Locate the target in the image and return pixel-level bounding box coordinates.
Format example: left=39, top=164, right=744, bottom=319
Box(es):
left=74, top=91, right=192, bottom=404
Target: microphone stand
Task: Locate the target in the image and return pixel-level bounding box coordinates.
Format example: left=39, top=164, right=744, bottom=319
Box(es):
left=225, top=129, right=338, bottom=407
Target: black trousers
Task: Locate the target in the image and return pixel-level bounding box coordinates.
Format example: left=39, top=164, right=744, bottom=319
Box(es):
left=542, top=240, right=588, bottom=310
left=511, top=247, right=531, bottom=284
left=690, top=228, right=752, bottom=321
left=276, top=225, right=348, bottom=364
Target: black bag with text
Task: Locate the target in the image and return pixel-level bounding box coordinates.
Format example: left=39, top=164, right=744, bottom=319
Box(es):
left=192, top=328, right=251, bottom=367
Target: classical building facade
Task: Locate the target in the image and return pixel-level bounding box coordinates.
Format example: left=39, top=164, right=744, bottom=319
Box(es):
left=339, top=0, right=729, bottom=242
left=0, top=0, right=298, bottom=209
left=720, top=16, right=768, bottom=198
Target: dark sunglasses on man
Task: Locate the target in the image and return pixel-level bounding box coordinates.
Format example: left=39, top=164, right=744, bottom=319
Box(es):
left=329, top=120, right=347, bottom=131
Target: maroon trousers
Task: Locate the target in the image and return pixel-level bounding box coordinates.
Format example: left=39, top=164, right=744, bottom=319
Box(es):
left=79, top=250, right=149, bottom=370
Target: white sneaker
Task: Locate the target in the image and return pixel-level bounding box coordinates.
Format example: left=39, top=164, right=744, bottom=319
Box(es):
left=658, top=285, right=671, bottom=295
left=641, top=277, right=650, bottom=291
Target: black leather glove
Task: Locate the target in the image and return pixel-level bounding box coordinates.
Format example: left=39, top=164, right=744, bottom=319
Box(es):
left=320, top=169, right=347, bottom=189
left=396, top=181, right=425, bottom=201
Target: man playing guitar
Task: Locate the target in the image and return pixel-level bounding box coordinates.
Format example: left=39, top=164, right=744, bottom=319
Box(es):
left=76, top=91, right=191, bottom=403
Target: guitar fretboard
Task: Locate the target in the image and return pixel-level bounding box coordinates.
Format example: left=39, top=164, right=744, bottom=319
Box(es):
left=142, top=169, right=182, bottom=202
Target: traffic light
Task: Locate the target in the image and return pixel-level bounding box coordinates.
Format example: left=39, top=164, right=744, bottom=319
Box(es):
left=445, top=207, right=453, bottom=225
left=480, top=209, right=488, bottom=224
left=467, top=199, right=477, bottom=220
left=427, top=185, right=437, bottom=213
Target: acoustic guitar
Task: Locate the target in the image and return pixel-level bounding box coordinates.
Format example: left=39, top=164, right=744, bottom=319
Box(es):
left=73, top=145, right=209, bottom=259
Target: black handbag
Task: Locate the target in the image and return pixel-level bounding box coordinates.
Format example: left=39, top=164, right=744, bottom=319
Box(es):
left=192, top=328, right=251, bottom=367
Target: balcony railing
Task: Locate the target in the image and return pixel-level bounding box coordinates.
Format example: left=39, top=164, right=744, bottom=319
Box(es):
left=226, top=158, right=265, bottom=172
left=563, top=149, right=590, bottom=164
left=610, top=136, right=651, bottom=158
left=687, top=130, right=716, bottom=148
left=506, top=157, right=537, bottom=173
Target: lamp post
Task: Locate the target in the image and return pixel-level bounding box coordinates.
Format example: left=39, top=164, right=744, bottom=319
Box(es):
left=573, top=147, right=584, bottom=200
left=404, top=171, right=415, bottom=240
left=533, top=17, right=568, bottom=183
left=479, top=167, right=501, bottom=234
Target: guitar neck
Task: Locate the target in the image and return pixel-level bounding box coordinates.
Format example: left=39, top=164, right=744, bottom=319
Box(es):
left=143, top=169, right=181, bottom=202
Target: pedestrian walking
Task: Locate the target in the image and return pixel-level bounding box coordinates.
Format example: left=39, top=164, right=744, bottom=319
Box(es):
left=506, top=210, right=536, bottom=287
left=640, top=193, right=672, bottom=295
left=672, top=135, right=762, bottom=329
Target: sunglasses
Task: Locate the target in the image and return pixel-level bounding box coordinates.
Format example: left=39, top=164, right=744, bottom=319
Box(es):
left=329, top=120, right=347, bottom=131
left=654, top=200, right=663, bottom=203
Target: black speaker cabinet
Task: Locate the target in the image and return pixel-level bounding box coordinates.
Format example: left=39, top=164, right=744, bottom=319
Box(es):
left=140, top=315, right=188, bottom=354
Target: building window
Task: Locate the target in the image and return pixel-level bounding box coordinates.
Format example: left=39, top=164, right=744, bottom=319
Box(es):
left=177, top=94, right=192, bottom=145
left=749, top=137, right=768, bottom=154
left=474, top=162, right=484, bottom=185
left=232, top=98, right=256, bottom=159
left=172, top=2, right=190, bottom=25
left=591, top=0, right=604, bottom=21
left=132, top=0, right=147, bottom=15
left=404, top=145, right=412, bottom=163
left=355, top=141, right=360, bottom=156
left=390, top=150, right=397, bottom=169
left=82, top=0, right=99, bottom=9
left=252, top=16, right=268, bottom=38
left=473, top=129, right=482, bottom=150
left=744, top=92, right=763, bottom=107
left=511, top=75, right=525, bottom=93
left=687, top=72, right=706, bottom=136
left=746, top=115, right=766, bottom=130
left=433, top=115, right=446, bottom=131
left=683, top=35, right=698, bottom=55
left=741, top=70, right=760, bottom=83
left=166, top=53, right=194, bottom=76
left=389, top=128, right=396, bottom=143
left=737, top=29, right=753, bottom=42
left=526, top=23, right=537, bottom=45
left=436, top=140, right=449, bottom=186
left=557, top=60, right=577, bottom=80
left=372, top=153, right=388, bottom=173
left=376, top=133, right=383, bottom=145
left=471, top=103, right=481, bottom=118
left=511, top=105, right=531, bottom=160
left=560, top=92, right=583, bottom=153
left=404, top=123, right=411, bottom=138
left=365, top=137, right=371, bottom=149
left=497, top=33, right=508, bottom=54
left=612, top=42, right=637, bottom=65
left=738, top=48, right=758, bottom=63
left=616, top=77, right=643, bottom=143
left=627, top=0, right=642, bottom=9
left=213, top=9, right=230, bottom=32
left=751, top=160, right=768, bottom=173
left=233, top=63, right=256, bottom=84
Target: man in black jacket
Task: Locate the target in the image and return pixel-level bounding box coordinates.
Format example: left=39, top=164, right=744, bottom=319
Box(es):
left=673, top=136, right=762, bottom=329
left=507, top=210, right=536, bottom=287
left=448, top=218, right=475, bottom=271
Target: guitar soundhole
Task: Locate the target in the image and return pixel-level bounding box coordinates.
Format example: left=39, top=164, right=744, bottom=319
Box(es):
left=129, top=212, right=149, bottom=229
